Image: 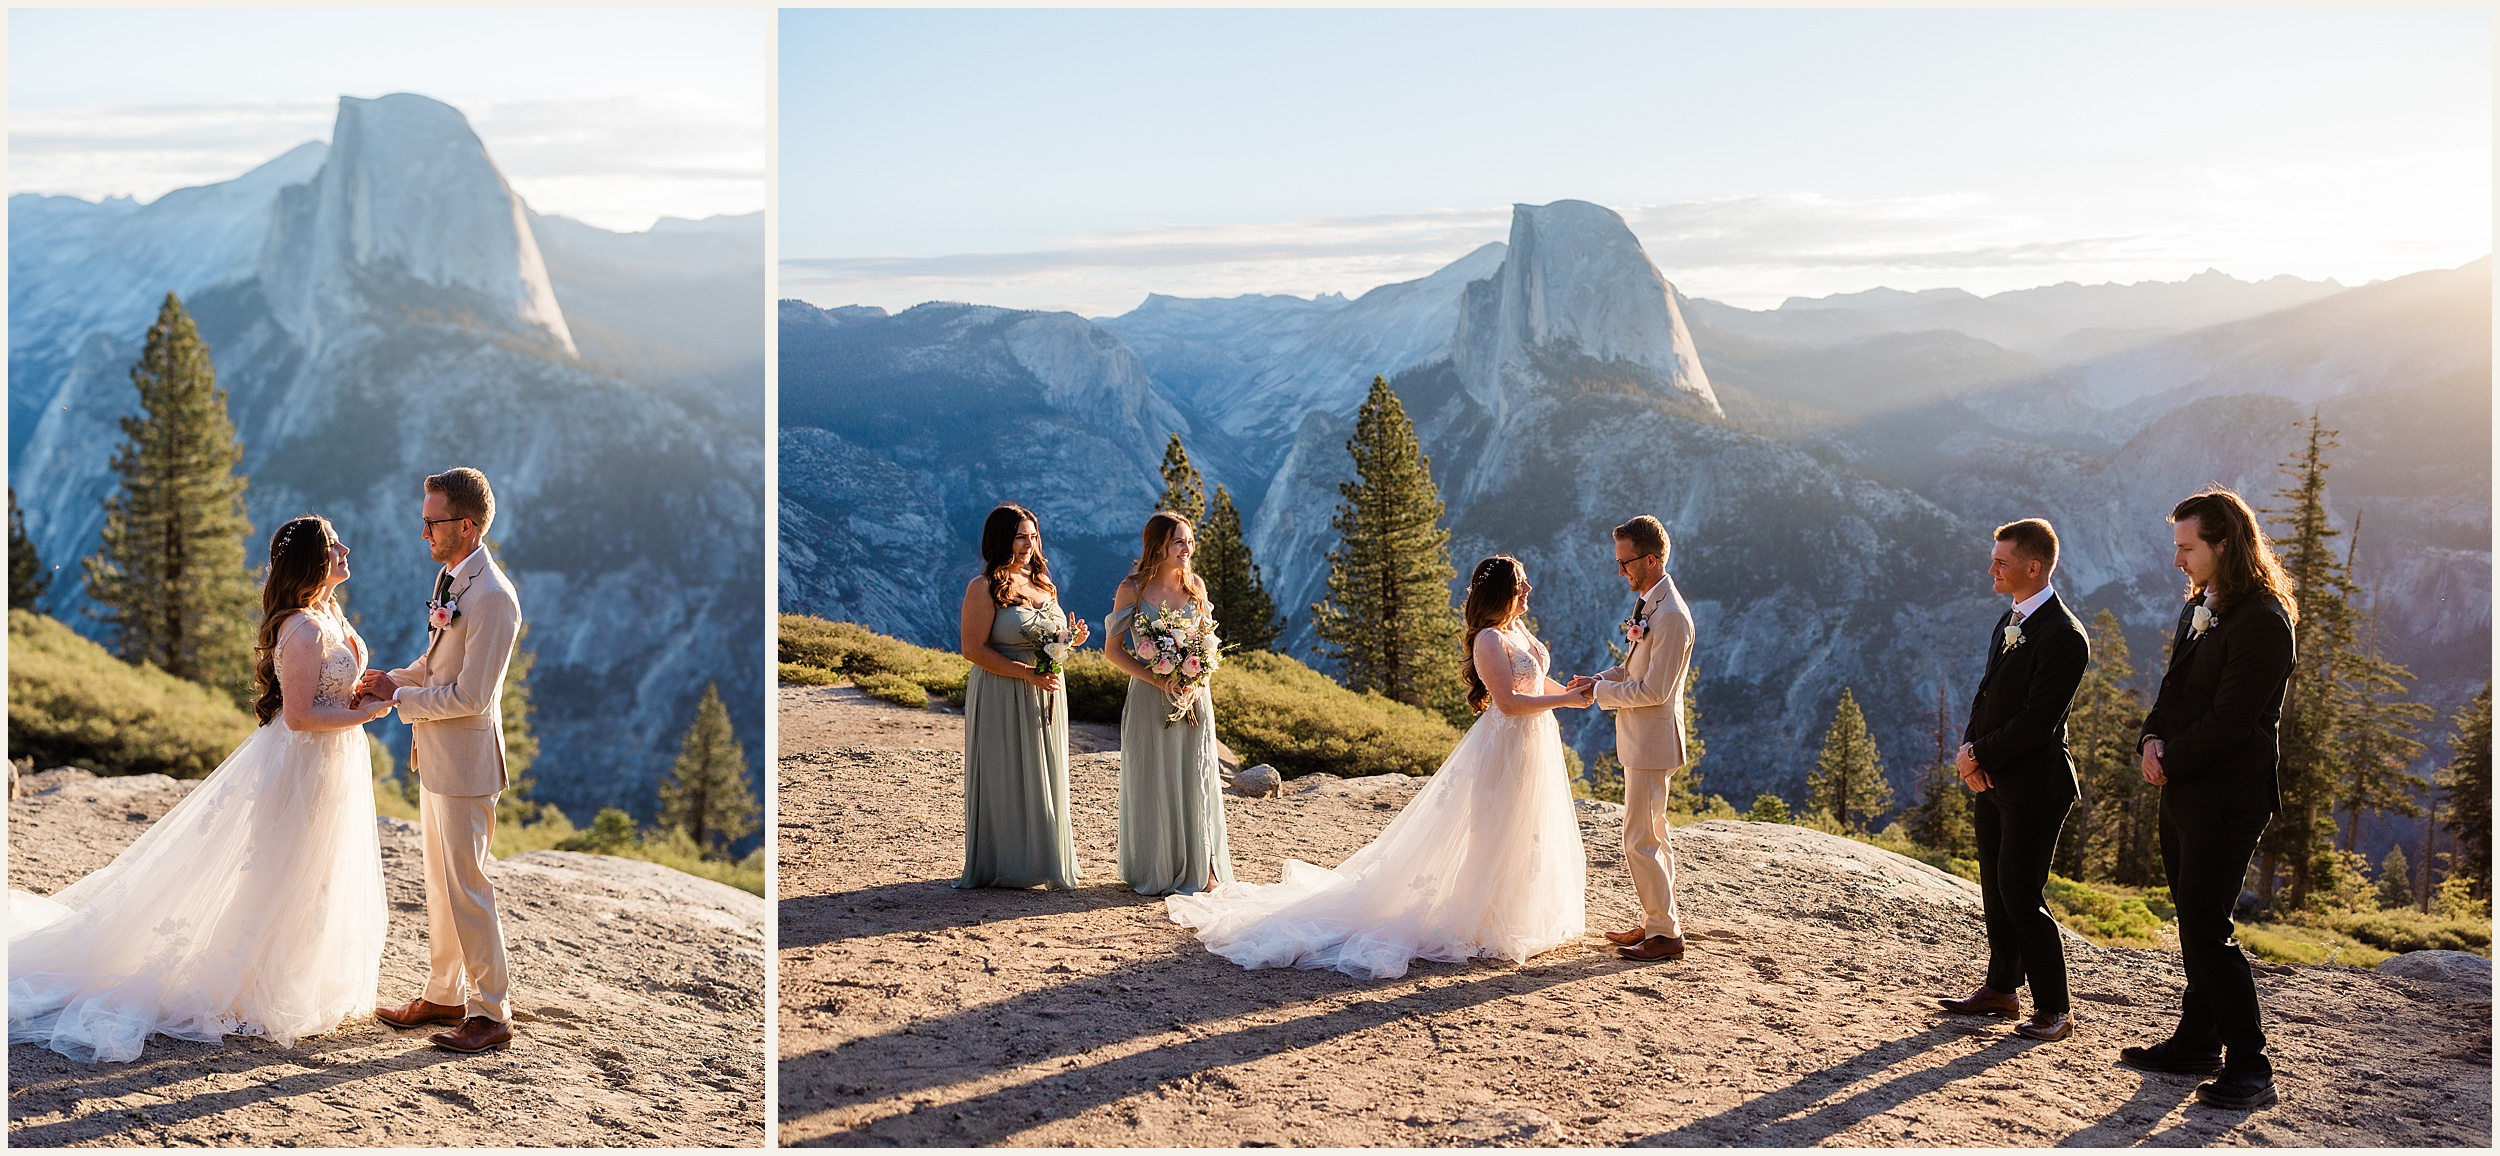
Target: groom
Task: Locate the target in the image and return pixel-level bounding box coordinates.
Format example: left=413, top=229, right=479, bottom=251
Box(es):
left=1571, top=515, right=1696, bottom=964
left=1938, top=518, right=2087, bottom=1042
left=360, top=467, right=524, bottom=1054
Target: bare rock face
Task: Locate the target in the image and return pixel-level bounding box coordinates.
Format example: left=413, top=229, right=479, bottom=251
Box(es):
left=2377, top=949, right=2495, bottom=989
left=1229, top=763, right=1282, bottom=798
left=8, top=775, right=763, bottom=1147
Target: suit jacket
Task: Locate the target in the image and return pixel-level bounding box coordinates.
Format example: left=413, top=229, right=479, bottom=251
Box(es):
left=2140, top=591, right=2294, bottom=813
left=1593, top=572, right=1695, bottom=773
left=389, top=546, right=522, bottom=797
left=1965, top=592, right=2088, bottom=807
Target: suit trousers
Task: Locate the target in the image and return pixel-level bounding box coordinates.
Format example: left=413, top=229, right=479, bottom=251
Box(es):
left=1973, top=792, right=2072, bottom=1015
left=420, top=787, right=511, bottom=1022
left=1621, top=766, right=1685, bottom=939
left=2159, top=796, right=2272, bottom=1071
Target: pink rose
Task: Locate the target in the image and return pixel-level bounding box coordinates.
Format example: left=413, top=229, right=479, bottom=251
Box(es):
left=1134, top=641, right=1155, bottom=660
left=429, top=606, right=453, bottom=629
left=1182, top=656, right=1202, bottom=677
left=1153, top=656, right=1177, bottom=675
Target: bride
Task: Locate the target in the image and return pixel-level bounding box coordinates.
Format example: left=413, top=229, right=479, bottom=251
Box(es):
left=1166, top=554, right=1594, bottom=979
left=9, top=514, right=397, bottom=1063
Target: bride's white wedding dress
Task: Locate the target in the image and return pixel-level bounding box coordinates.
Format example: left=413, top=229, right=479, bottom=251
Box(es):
left=9, top=609, right=389, bottom=1063
left=1166, top=624, right=1585, bottom=979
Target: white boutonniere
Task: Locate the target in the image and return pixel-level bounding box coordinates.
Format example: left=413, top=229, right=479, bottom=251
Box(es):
left=2002, top=621, right=2026, bottom=651
left=427, top=598, right=460, bottom=630
left=2189, top=603, right=2215, bottom=638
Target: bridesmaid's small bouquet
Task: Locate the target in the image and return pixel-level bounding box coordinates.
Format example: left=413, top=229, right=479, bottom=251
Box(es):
left=1131, top=604, right=1221, bottom=726
left=1020, top=609, right=1081, bottom=709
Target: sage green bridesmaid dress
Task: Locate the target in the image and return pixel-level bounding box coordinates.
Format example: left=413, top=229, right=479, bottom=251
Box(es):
left=1109, top=600, right=1234, bottom=896
left=955, top=602, right=1081, bottom=890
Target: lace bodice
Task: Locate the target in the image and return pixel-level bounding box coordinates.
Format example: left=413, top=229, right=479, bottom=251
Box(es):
left=1492, top=626, right=1550, bottom=694
left=282, top=609, right=366, bottom=709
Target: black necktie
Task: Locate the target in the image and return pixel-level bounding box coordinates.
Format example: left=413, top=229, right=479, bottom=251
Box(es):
left=434, top=568, right=453, bottom=606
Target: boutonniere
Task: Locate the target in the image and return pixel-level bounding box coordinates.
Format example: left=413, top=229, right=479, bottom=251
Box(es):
left=2189, top=603, right=2215, bottom=638
left=1622, top=612, right=1649, bottom=644
left=2002, top=621, right=2026, bottom=651
left=428, top=597, right=461, bottom=630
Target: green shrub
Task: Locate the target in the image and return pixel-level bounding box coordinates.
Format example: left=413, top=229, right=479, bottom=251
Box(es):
left=2236, top=921, right=2396, bottom=968
left=2044, top=875, right=2165, bottom=945
left=7, top=609, right=256, bottom=778
left=780, top=615, right=970, bottom=704
left=2301, top=909, right=2491, bottom=955
left=1063, top=649, right=1128, bottom=724
left=853, top=672, right=929, bottom=707
left=778, top=661, right=838, bottom=686
left=1745, top=794, right=1790, bottom=824
left=547, top=806, right=762, bottom=896
left=1209, top=650, right=1463, bottom=779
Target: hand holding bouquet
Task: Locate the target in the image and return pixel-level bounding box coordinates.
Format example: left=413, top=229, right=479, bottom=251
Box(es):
left=1020, top=608, right=1086, bottom=704
left=1130, top=603, right=1221, bottom=726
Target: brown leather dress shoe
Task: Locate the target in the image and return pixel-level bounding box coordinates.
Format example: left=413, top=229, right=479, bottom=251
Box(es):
left=2014, top=1011, right=2072, bottom=1041
left=1618, top=935, right=1686, bottom=962
left=430, top=1016, right=514, bottom=1054
left=376, top=998, right=467, bottom=1029
left=1938, top=985, right=2021, bottom=1017
left=1603, top=926, right=1649, bottom=947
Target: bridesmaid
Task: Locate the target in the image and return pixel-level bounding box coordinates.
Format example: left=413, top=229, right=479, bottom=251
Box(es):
left=1104, top=511, right=1234, bottom=896
left=955, top=503, right=1089, bottom=890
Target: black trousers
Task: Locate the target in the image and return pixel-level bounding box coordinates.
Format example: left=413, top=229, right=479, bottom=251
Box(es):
left=1973, top=792, right=2072, bottom=1015
left=2159, top=796, right=2273, bottom=1071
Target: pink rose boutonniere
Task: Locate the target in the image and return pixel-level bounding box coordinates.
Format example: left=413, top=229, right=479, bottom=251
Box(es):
left=428, top=598, right=460, bottom=630
left=1622, top=614, right=1649, bottom=645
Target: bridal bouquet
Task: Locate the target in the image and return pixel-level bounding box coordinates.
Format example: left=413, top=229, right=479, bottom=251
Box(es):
left=1130, top=604, right=1221, bottom=726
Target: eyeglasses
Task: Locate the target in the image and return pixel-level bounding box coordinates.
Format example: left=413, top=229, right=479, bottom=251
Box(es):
left=423, top=516, right=467, bottom=531
left=1615, top=552, right=1658, bottom=573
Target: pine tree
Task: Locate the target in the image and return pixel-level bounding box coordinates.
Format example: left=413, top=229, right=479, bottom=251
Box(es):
left=1810, top=688, right=1894, bottom=833
left=1311, top=376, right=1465, bottom=719
left=9, top=487, right=51, bottom=610
left=1199, top=484, right=1281, bottom=652
left=493, top=622, right=548, bottom=827
left=1908, top=757, right=1975, bottom=857
left=2436, top=680, right=2492, bottom=900
left=2061, top=610, right=2156, bottom=883
left=1666, top=666, right=1712, bottom=811
left=83, top=293, right=257, bottom=702
left=658, top=683, right=758, bottom=860
left=1746, top=794, right=1791, bottom=824
left=1157, top=433, right=1205, bottom=526
left=2334, top=613, right=2430, bottom=855
left=2377, top=845, right=2415, bottom=910
left=2264, top=414, right=2355, bottom=908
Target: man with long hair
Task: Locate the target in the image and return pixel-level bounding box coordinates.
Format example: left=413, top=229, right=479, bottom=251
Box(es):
left=2124, top=489, right=2299, bottom=1109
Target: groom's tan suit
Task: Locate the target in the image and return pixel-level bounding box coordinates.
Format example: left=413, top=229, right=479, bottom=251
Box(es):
left=389, top=545, right=521, bottom=1023
left=1593, top=572, right=1695, bottom=939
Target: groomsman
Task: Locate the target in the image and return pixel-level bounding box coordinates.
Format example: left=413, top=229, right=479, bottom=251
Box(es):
left=1938, top=518, right=2087, bottom=1042
left=2123, top=490, right=2298, bottom=1110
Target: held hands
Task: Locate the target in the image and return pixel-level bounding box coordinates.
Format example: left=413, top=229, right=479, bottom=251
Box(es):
left=1955, top=743, right=1991, bottom=793
left=2140, top=738, right=2167, bottom=786
left=1561, top=674, right=1597, bottom=708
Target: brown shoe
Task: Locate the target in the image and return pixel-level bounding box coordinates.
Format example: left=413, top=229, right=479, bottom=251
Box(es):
left=376, top=998, right=467, bottom=1029
left=429, top=1016, right=513, bottom=1054
left=1938, top=985, right=2021, bottom=1017
left=1603, top=926, right=1649, bottom=947
left=1617, top=935, right=1686, bottom=962
left=2014, top=1012, right=2072, bottom=1041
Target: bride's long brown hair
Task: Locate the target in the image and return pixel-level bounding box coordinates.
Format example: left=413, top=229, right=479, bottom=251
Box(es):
left=252, top=515, right=336, bottom=724
left=1460, top=555, right=1526, bottom=715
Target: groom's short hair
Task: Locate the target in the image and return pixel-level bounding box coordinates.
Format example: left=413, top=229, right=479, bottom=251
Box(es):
left=1613, top=515, right=1670, bottom=563
left=426, top=467, right=495, bottom=531
left=1994, top=517, right=2058, bottom=572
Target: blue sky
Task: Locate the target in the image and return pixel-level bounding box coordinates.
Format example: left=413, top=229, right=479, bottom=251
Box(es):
left=784, top=8, right=2490, bottom=312
left=10, top=8, right=767, bottom=230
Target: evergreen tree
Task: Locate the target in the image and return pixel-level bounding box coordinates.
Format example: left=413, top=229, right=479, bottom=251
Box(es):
left=83, top=293, right=257, bottom=702
left=1746, top=794, right=1791, bottom=824
left=2061, top=610, right=2157, bottom=883
left=2264, top=414, right=2356, bottom=908
left=2436, top=680, right=2492, bottom=900
left=9, top=487, right=51, bottom=610
left=1908, top=757, right=1975, bottom=857
left=1157, top=433, right=1206, bottom=525
left=1578, top=749, right=1626, bottom=805
left=2334, top=610, right=2430, bottom=855
left=1311, top=376, right=1465, bottom=719
left=658, top=682, right=758, bottom=860
left=1199, top=484, right=1281, bottom=652
left=1666, top=666, right=1711, bottom=811
left=1810, top=688, right=1894, bottom=833
left=2376, top=845, right=2415, bottom=910
left=494, top=622, right=549, bottom=827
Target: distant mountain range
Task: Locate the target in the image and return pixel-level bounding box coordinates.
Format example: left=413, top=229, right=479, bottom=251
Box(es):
left=10, top=93, right=764, bottom=827
left=781, top=198, right=2490, bottom=853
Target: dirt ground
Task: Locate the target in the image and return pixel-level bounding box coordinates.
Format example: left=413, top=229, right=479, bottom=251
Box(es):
left=779, top=684, right=2492, bottom=1147
left=7, top=770, right=766, bottom=1147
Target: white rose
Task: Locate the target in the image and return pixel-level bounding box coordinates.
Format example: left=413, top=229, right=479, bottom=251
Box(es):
left=2190, top=604, right=2215, bottom=636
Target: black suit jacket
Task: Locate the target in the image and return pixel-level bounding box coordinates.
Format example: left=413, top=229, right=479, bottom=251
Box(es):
left=1965, top=592, right=2088, bottom=807
left=2140, top=591, right=2295, bottom=813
